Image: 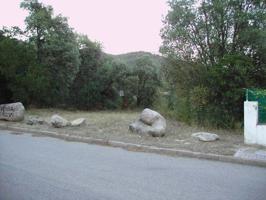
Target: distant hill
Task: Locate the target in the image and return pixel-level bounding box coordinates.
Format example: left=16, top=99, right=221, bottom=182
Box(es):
left=107, top=51, right=164, bottom=69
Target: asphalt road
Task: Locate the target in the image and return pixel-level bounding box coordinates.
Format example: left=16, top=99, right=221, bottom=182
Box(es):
left=0, top=130, right=266, bottom=200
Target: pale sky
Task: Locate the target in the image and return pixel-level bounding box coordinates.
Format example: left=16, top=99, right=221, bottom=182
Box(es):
left=0, top=0, right=168, bottom=55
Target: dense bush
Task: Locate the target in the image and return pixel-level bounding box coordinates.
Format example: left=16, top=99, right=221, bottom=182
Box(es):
left=0, top=29, right=48, bottom=106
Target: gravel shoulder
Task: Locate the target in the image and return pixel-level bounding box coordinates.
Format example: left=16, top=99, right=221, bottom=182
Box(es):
left=0, top=108, right=260, bottom=156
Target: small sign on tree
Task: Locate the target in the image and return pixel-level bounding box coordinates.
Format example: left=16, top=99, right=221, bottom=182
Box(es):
left=119, top=90, right=124, bottom=97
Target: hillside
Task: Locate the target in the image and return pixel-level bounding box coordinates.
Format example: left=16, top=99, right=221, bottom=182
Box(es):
left=108, top=51, right=164, bottom=69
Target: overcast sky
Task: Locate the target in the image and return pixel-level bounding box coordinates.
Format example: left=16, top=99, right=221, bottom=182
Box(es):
left=0, top=0, right=168, bottom=55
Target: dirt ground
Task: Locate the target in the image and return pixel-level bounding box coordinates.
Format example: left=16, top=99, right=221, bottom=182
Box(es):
left=0, top=108, right=257, bottom=156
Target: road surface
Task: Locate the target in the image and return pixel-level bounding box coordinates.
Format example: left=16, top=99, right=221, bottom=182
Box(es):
left=0, top=130, right=266, bottom=200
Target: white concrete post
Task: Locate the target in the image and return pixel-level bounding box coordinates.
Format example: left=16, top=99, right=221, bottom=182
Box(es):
left=244, top=101, right=266, bottom=146
left=257, top=125, right=266, bottom=146
left=244, top=101, right=258, bottom=144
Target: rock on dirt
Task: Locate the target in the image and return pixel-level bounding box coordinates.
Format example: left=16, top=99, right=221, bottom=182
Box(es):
left=71, top=118, right=86, bottom=127
left=192, top=132, right=220, bottom=142
left=0, top=102, right=25, bottom=122
left=140, top=108, right=160, bottom=125
left=51, top=114, right=70, bottom=128
left=26, top=116, right=45, bottom=125
left=129, top=108, right=166, bottom=137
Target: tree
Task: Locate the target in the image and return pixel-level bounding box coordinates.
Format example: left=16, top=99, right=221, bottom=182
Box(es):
left=21, top=0, right=80, bottom=106
left=134, top=56, right=160, bottom=107
left=69, top=35, right=103, bottom=109
left=42, top=14, right=80, bottom=105
left=160, top=0, right=266, bottom=127
left=20, top=0, right=53, bottom=63
left=70, top=35, right=132, bottom=109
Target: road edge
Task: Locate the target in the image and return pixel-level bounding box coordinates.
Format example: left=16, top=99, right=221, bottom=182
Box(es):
left=1, top=124, right=266, bottom=168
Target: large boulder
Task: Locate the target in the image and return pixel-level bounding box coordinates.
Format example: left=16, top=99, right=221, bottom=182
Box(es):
left=192, top=132, right=219, bottom=142
left=129, top=108, right=166, bottom=137
left=0, top=102, right=25, bottom=121
left=51, top=114, right=70, bottom=128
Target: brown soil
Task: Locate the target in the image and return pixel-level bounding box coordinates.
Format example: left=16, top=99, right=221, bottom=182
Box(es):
left=0, top=108, right=250, bottom=156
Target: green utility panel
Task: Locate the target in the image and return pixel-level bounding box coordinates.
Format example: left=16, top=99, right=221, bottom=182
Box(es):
left=246, top=89, right=266, bottom=124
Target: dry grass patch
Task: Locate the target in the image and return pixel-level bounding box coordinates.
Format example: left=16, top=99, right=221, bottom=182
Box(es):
left=1, top=108, right=247, bottom=156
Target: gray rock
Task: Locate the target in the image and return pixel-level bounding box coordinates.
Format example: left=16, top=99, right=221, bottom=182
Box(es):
left=71, top=118, right=86, bottom=127
left=26, top=116, right=45, bottom=125
left=140, top=108, right=160, bottom=125
left=129, top=108, right=166, bottom=137
left=0, top=102, right=25, bottom=121
left=51, top=114, right=70, bottom=128
left=192, top=132, right=219, bottom=142
left=129, top=120, right=151, bottom=135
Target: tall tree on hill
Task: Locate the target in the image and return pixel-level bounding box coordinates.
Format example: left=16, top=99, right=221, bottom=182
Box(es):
left=20, top=0, right=53, bottom=64
left=20, top=0, right=80, bottom=106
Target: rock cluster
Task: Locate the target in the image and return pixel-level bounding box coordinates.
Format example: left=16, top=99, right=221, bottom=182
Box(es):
left=0, top=102, right=25, bottom=122
left=50, top=115, right=86, bottom=128
left=129, top=108, right=166, bottom=137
